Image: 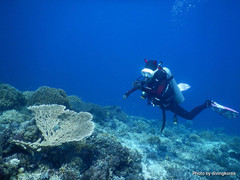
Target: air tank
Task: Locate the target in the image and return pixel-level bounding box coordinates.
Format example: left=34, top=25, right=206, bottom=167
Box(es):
left=163, top=67, right=185, bottom=104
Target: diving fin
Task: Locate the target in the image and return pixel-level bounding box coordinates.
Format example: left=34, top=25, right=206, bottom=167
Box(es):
left=178, top=83, right=191, bottom=92
left=211, top=101, right=239, bottom=119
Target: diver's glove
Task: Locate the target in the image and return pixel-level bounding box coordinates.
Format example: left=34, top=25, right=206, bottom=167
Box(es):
left=132, top=80, right=144, bottom=90
left=123, top=92, right=130, bottom=100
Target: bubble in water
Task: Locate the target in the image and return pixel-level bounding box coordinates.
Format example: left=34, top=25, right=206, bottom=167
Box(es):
left=171, top=0, right=206, bottom=26
left=172, top=0, right=205, bottom=16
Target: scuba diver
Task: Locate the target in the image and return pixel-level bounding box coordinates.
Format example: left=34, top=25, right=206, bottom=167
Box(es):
left=123, top=59, right=213, bottom=132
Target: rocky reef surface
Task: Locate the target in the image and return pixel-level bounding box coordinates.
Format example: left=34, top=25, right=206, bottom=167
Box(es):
left=0, top=83, right=239, bottom=180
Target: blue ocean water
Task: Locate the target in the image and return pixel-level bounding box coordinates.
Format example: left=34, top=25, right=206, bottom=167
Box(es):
left=0, top=0, right=240, bottom=135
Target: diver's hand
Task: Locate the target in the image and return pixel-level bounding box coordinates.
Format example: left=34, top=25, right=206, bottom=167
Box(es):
left=132, top=80, right=143, bottom=90
left=123, top=92, right=130, bottom=100
left=123, top=94, right=128, bottom=100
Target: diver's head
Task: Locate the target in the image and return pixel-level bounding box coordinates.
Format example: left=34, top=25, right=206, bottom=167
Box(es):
left=141, top=59, right=158, bottom=78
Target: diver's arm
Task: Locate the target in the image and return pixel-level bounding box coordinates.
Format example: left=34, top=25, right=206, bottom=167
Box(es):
left=123, top=87, right=138, bottom=100
left=123, top=79, right=145, bottom=99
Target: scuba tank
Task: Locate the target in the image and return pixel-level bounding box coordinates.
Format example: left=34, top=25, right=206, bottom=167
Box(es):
left=163, top=67, right=185, bottom=104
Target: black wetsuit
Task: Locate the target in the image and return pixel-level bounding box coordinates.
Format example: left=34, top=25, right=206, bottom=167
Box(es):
left=125, top=68, right=207, bottom=120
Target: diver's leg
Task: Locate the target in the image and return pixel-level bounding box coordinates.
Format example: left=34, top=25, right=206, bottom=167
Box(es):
left=168, top=102, right=207, bottom=120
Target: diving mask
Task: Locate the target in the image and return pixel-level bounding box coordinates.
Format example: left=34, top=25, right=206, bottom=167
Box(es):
left=141, top=68, right=158, bottom=78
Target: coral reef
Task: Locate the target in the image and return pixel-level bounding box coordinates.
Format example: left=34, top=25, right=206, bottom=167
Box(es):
left=0, top=83, right=26, bottom=112
left=69, top=95, right=129, bottom=124
left=27, top=86, right=70, bottom=108
left=0, top=84, right=239, bottom=180
left=68, top=95, right=109, bottom=124
left=81, top=133, right=142, bottom=180
left=13, top=104, right=95, bottom=150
